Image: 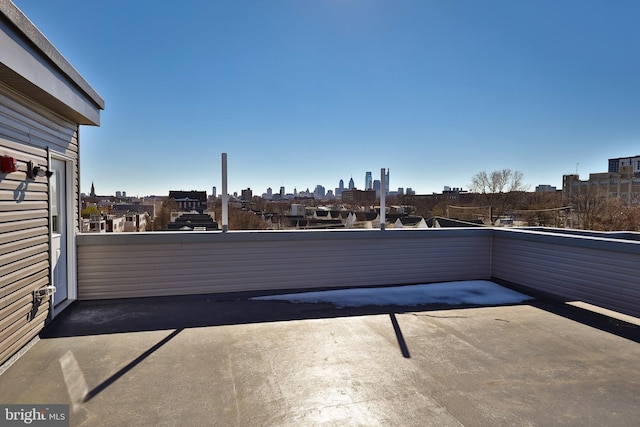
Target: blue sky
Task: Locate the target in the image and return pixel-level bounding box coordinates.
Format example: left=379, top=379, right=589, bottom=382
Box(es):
left=13, top=0, right=640, bottom=197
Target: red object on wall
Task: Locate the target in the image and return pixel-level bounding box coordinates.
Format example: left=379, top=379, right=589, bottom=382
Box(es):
left=1, top=155, right=18, bottom=173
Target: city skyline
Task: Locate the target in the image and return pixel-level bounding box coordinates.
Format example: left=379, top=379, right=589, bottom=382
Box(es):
left=12, top=1, right=640, bottom=198
left=86, top=168, right=410, bottom=199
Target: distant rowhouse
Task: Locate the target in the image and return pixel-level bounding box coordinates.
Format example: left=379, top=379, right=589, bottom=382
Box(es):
left=341, top=189, right=376, bottom=204
left=169, top=190, right=207, bottom=213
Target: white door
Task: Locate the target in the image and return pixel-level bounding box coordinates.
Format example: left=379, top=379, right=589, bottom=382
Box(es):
left=51, top=158, right=68, bottom=305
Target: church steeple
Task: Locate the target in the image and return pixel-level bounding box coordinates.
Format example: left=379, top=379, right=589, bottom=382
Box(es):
left=90, top=181, right=96, bottom=198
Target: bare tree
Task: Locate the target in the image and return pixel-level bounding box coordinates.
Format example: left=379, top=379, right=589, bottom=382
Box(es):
left=599, top=198, right=640, bottom=231
left=212, top=206, right=268, bottom=230
left=153, top=198, right=178, bottom=230
left=469, top=169, right=526, bottom=194
left=469, top=169, right=528, bottom=223
left=569, top=187, right=606, bottom=230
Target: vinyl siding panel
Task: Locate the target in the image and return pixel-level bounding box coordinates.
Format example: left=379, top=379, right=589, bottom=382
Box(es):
left=77, top=229, right=492, bottom=300
left=0, top=84, right=79, bottom=366
left=0, top=231, right=48, bottom=254
left=0, top=85, right=79, bottom=155
left=491, top=229, right=640, bottom=318
left=77, top=228, right=640, bottom=321
left=0, top=309, right=48, bottom=366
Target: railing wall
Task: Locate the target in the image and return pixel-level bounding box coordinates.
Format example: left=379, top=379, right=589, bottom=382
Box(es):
left=491, top=228, right=640, bottom=318
left=76, top=229, right=492, bottom=300
left=76, top=227, right=640, bottom=318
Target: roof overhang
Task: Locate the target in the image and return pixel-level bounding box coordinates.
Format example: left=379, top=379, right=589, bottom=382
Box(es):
left=0, top=1, right=104, bottom=125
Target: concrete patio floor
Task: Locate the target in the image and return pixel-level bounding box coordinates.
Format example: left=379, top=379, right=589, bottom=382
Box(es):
left=1, top=290, right=640, bottom=426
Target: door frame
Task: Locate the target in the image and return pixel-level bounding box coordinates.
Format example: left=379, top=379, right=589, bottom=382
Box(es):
left=48, top=150, right=77, bottom=318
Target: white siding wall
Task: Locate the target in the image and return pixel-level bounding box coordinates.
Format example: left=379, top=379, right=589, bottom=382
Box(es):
left=77, top=229, right=492, bottom=299
left=491, top=228, right=640, bottom=317
left=0, top=84, right=79, bottom=365
left=77, top=228, right=640, bottom=320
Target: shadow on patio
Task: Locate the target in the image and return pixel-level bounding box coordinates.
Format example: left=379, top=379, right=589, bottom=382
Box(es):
left=2, top=287, right=640, bottom=426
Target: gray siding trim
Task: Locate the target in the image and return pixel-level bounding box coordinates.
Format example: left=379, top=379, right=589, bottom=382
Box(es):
left=493, top=228, right=640, bottom=254
left=77, top=227, right=492, bottom=246
left=77, top=229, right=492, bottom=300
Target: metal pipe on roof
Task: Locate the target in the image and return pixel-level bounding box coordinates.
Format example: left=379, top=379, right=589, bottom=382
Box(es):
left=222, top=153, right=228, bottom=232
left=380, top=168, right=386, bottom=230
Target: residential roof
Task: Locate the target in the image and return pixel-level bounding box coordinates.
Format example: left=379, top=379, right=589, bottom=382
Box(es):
left=397, top=216, right=425, bottom=226
left=168, top=213, right=218, bottom=230
left=427, top=216, right=485, bottom=228
left=355, top=212, right=378, bottom=221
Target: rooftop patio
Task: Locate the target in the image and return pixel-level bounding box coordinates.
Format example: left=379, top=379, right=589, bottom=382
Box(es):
left=1, top=287, right=639, bottom=426
left=2, top=2, right=639, bottom=424
left=2, top=227, right=640, bottom=426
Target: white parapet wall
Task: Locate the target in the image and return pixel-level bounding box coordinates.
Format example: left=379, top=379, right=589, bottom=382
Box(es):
left=491, top=228, right=640, bottom=318
left=76, top=227, right=640, bottom=319
left=76, top=228, right=492, bottom=300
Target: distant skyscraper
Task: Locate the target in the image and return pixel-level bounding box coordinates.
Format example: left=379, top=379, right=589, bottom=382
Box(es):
left=212, top=186, right=217, bottom=198
left=373, top=179, right=381, bottom=195
left=336, top=179, right=345, bottom=198
left=314, top=185, right=326, bottom=199
left=365, top=172, right=372, bottom=190
left=348, top=177, right=355, bottom=189
left=280, top=186, right=285, bottom=197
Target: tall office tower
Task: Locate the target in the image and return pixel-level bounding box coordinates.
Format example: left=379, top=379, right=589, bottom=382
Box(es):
left=336, top=179, right=345, bottom=198
left=365, top=171, right=372, bottom=190
left=280, top=186, right=285, bottom=197
left=348, top=177, right=355, bottom=189
left=212, top=186, right=217, bottom=198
